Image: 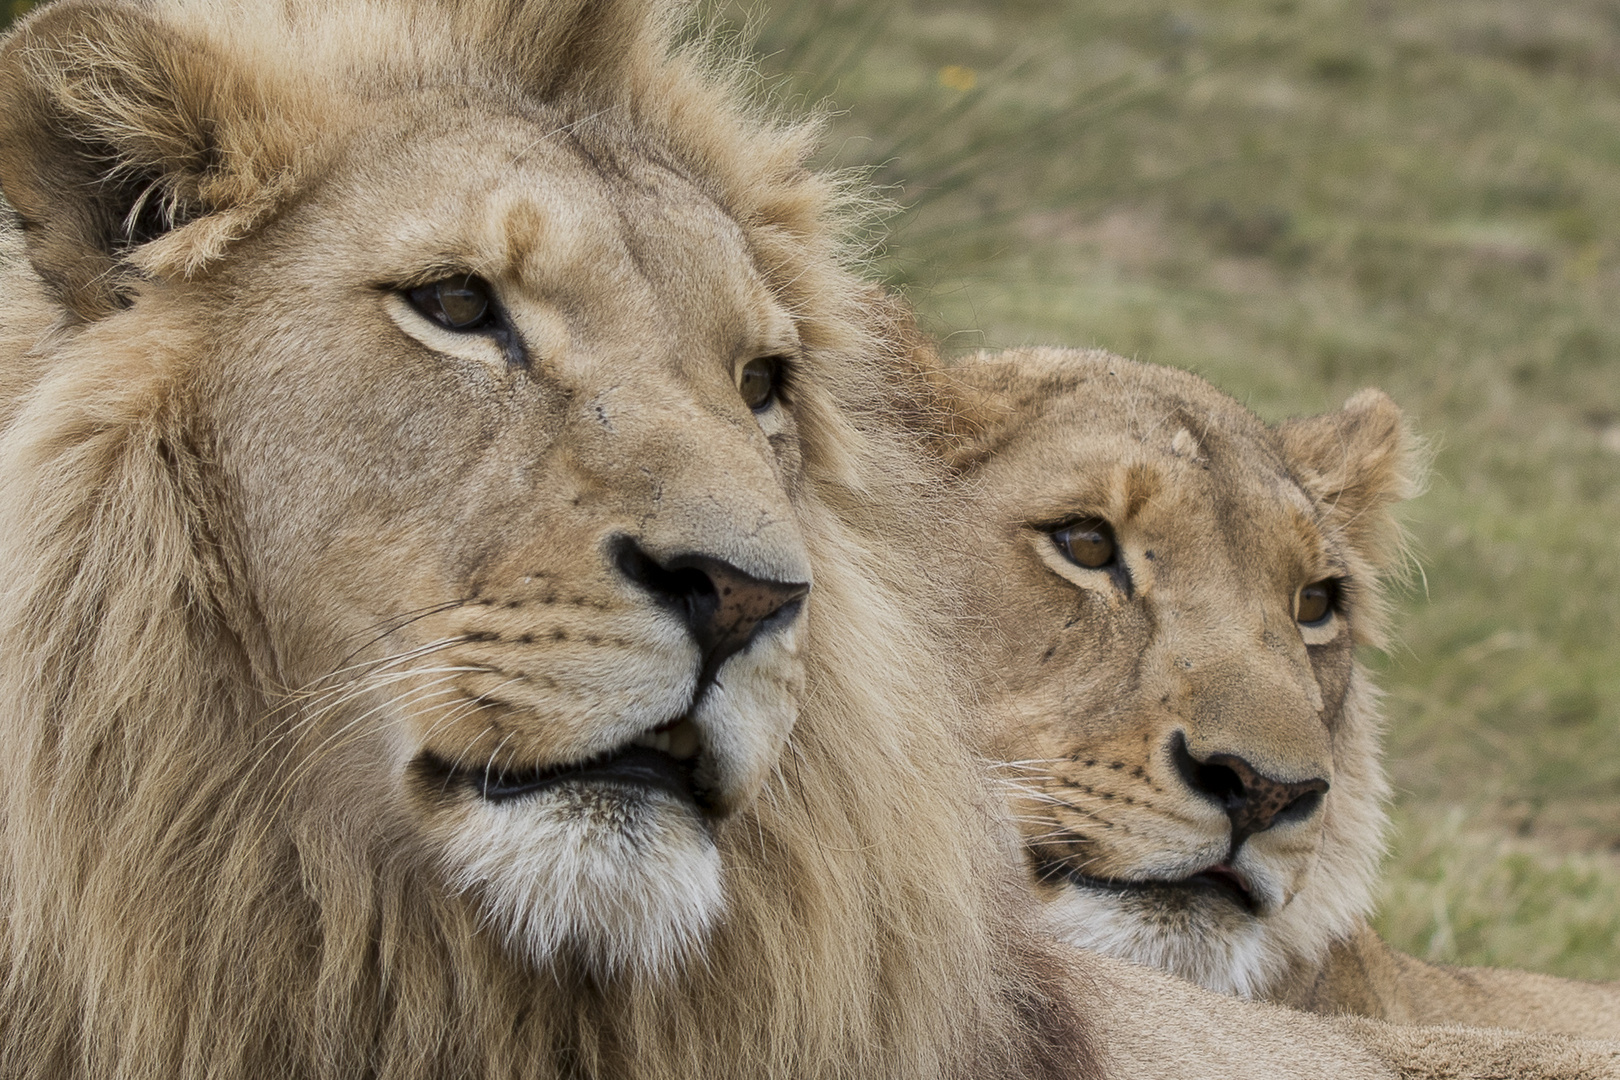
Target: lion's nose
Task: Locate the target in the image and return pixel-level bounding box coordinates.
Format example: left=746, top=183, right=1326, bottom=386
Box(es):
left=615, top=539, right=809, bottom=678
left=1170, top=732, right=1328, bottom=848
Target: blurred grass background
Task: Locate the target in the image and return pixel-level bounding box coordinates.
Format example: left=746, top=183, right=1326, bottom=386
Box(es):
left=4, top=0, right=1616, bottom=978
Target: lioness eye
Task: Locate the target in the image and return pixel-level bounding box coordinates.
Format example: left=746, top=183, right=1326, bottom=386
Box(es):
left=407, top=276, right=495, bottom=332
left=1052, top=518, right=1117, bottom=569
left=1296, top=579, right=1339, bottom=625
left=739, top=356, right=782, bottom=412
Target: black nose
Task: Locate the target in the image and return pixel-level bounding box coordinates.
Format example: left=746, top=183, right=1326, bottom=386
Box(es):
left=615, top=539, right=809, bottom=678
left=1170, top=732, right=1328, bottom=849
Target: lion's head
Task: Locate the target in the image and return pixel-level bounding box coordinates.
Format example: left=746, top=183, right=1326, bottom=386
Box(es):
left=936, top=347, right=1417, bottom=998
left=0, top=3, right=1086, bottom=1075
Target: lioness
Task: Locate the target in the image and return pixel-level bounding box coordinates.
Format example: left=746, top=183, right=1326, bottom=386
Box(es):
left=0, top=1, right=1617, bottom=1076
left=934, top=345, right=1620, bottom=1038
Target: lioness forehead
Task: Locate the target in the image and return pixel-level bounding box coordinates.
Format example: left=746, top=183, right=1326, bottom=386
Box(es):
left=972, top=376, right=1300, bottom=514
left=954, top=351, right=1339, bottom=576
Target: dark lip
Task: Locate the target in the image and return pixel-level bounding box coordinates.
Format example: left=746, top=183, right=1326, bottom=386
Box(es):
left=414, top=720, right=709, bottom=811
left=1037, top=858, right=1259, bottom=914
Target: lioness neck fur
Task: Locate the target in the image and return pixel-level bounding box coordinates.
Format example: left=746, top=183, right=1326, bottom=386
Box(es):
left=933, top=345, right=1620, bottom=1039
left=0, top=2, right=1617, bottom=1077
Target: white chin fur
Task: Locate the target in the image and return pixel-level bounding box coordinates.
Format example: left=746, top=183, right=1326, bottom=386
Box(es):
left=1043, top=884, right=1283, bottom=998
left=445, top=786, right=723, bottom=980
left=436, top=620, right=805, bottom=980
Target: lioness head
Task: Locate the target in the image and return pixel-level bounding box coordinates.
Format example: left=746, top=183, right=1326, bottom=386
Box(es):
left=938, top=347, right=1417, bottom=997
left=0, top=0, right=928, bottom=988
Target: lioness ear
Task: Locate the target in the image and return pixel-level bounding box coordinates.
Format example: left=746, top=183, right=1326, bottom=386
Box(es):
left=0, top=1, right=306, bottom=318
left=1278, top=388, right=1421, bottom=568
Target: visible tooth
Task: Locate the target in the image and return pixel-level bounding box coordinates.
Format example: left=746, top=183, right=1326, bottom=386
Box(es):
left=666, top=719, right=700, bottom=761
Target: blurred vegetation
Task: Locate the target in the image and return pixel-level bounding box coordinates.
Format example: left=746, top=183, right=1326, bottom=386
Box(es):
left=730, top=0, right=1620, bottom=978
left=1383, top=806, right=1620, bottom=979
left=3, top=0, right=1615, bottom=977
left=2, top=0, right=30, bottom=25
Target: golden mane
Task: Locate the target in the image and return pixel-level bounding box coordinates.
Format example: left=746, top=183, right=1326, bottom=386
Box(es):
left=0, top=2, right=1088, bottom=1076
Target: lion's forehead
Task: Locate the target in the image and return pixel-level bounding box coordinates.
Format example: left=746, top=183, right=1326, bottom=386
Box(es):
left=327, top=116, right=776, bottom=337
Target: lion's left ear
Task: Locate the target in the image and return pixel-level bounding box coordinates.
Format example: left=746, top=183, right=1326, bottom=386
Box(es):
left=0, top=1, right=310, bottom=319
left=1278, top=388, right=1421, bottom=568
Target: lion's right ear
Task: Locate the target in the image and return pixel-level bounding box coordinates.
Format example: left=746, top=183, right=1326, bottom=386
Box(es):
left=0, top=1, right=307, bottom=319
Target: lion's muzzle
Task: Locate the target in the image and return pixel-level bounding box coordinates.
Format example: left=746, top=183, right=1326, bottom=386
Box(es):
left=613, top=537, right=810, bottom=685
left=414, top=531, right=811, bottom=977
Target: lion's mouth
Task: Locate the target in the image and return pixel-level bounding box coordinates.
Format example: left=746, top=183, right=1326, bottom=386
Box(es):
left=417, top=717, right=710, bottom=810
left=1037, top=857, right=1259, bottom=914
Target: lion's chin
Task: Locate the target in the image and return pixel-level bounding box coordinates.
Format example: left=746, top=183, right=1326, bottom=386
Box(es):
left=1041, top=874, right=1288, bottom=999
left=422, top=633, right=803, bottom=979
left=445, top=783, right=724, bottom=979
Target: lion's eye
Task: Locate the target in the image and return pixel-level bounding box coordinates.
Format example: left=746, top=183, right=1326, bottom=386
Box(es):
left=1052, top=518, right=1117, bottom=570
left=739, top=356, right=782, bottom=412
left=1296, top=579, right=1339, bottom=625
left=406, top=276, right=496, bottom=332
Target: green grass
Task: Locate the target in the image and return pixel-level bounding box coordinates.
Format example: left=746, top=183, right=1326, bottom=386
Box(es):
left=1381, top=807, right=1620, bottom=980
left=6, top=0, right=1617, bottom=979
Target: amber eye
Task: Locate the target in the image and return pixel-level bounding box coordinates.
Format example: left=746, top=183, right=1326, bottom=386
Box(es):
left=738, top=356, right=782, bottom=412
left=406, top=276, right=496, bottom=332
left=1052, top=518, right=1117, bottom=569
left=1296, top=579, right=1339, bottom=625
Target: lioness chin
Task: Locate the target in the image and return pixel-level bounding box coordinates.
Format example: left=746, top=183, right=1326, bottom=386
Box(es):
left=934, top=345, right=1620, bottom=1039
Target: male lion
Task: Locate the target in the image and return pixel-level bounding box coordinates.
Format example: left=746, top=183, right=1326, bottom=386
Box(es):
left=932, top=345, right=1620, bottom=1038
left=1, top=2, right=1618, bottom=1077
left=0, top=2, right=1096, bottom=1076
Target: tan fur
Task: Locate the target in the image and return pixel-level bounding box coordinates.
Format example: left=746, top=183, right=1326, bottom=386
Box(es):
left=2, top=4, right=1618, bottom=1077
left=1278, top=922, right=1620, bottom=1039
left=934, top=346, right=1620, bottom=1038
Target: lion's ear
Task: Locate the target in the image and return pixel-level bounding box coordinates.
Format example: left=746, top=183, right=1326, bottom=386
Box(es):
left=1278, top=388, right=1422, bottom=568
left=0, top=1, right=306, bottom=318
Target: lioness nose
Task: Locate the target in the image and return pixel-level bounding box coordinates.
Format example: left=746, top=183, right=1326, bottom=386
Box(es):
left=1170, top=733, right=1328, bottom=848
left=615, top=540, right=809, bottom=678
